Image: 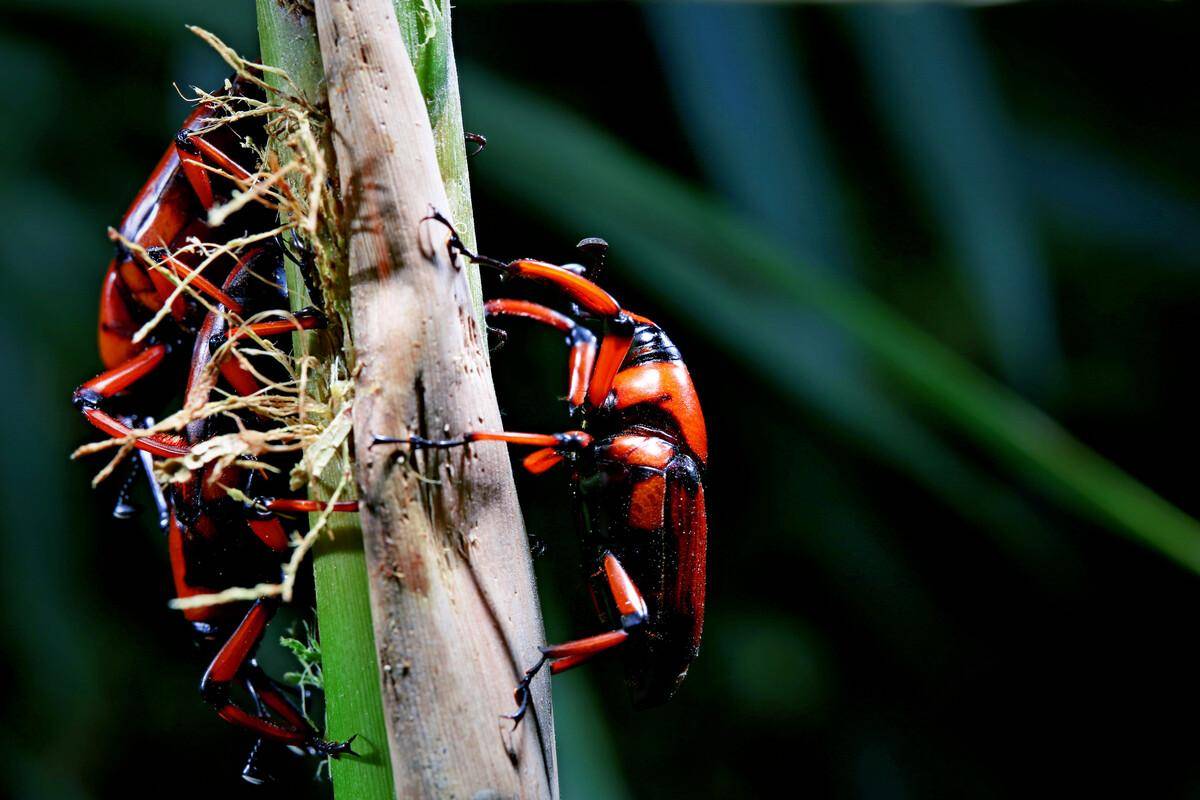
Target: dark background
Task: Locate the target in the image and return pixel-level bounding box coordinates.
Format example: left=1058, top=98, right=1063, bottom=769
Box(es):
left=4, top=1, right=1200, bottom=797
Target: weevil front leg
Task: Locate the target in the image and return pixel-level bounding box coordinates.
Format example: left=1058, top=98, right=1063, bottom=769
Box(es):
left=423, top=210, right=637, bottom=410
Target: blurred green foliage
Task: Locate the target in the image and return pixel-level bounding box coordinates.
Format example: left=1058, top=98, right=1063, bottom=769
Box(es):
left=5, top=1, right=1200, bottom=798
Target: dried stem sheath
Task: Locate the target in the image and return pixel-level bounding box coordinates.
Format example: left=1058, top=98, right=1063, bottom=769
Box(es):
left=313, top=0, right=557, bottom=797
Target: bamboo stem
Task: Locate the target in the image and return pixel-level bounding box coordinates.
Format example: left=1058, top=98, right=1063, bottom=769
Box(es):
left=312, top=0, right=556, bottom=797
left=257, top=1, right=554, bottom=796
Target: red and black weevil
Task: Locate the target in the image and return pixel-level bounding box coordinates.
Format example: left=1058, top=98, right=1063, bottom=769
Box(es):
left=73, top=78, right=498, bottom=778
left=162, top=243, right=359, bottom=774
left=74, top=78, right=283, bottom=486
left=81, top=237, right=359, bottom=780
left=373, top=213, right=708, bottom=721
left=76, top=79, right=483, bottom=507
left=72, top=79, right=358, bottom=780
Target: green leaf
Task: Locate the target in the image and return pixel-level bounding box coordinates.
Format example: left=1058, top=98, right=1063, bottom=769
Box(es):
left=844, top=5, right=1062, bottom=398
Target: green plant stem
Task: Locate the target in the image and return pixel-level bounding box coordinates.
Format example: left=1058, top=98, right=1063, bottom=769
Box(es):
left=255, top=2, right=484, bottom=798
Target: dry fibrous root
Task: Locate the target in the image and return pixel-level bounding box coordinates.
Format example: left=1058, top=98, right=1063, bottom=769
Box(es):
left=72, top=28, right=355, bottom=609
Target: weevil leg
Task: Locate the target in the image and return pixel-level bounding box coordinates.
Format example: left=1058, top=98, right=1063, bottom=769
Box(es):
left=239, top=494, right=359, bottom=548
left=255, top=498, right=360, bottom=515
left=143, top=246, right=246, bottom=314
left=220, top=306, right=328, bottom=343
left=74, top=344, right=168, bottom=406
left=464, top=131, right=487, bottom=156
left=237, top=470, right=359, bottom=550
left=423, top=211, right=637, bottom=408
left=241, top=738, right=273, bottom=785
left=370, top=429, right=593, bottom=474
left=504, top=654, right=548, bottom=728
left=239, top=656, right=331, bottom=782
left=185, top=133, right=254, bottom=182
left=486, top=323, right=508, bottom=352
left=484, top=299, right=598, bottom=415
left=136, top=421, right=171, bottom=531
left=243, top=660, right=317, bottom=737
left=246, top=517, right=290, bottom=552
left=281, top=229, right=326, bottom=311
left=506, top=553, right=646, bottom=727
left=424, top=211, right=622, bottom=318
left=73, top=348, right=194, bottom=457
left=200, top=600, right=306, bottom=745
left=175, top=129, right=254, bottom=210
left=111, top=450, right=142, bottom=520
left=199, top=600, right=358, bottom=756
left=111, top=415, right=174, bottom=522
left=239, top=675, right=274, bottom=784
left=98, top=263, right=146, bottom=368
left=79, top=407, right=190, bottom=457
left=240, top=492, right=358, bottom=521
left=210, top=308, right=327, bottom=400
left=204, top=293, right=327, bottom=411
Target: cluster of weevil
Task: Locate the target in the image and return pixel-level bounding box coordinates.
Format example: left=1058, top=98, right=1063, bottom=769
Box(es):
left=73, top=71, right=707, bottom=782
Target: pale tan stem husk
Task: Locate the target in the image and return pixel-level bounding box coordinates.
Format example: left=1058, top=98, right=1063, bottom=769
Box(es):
left=313, top=0, right=557, bottom=796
